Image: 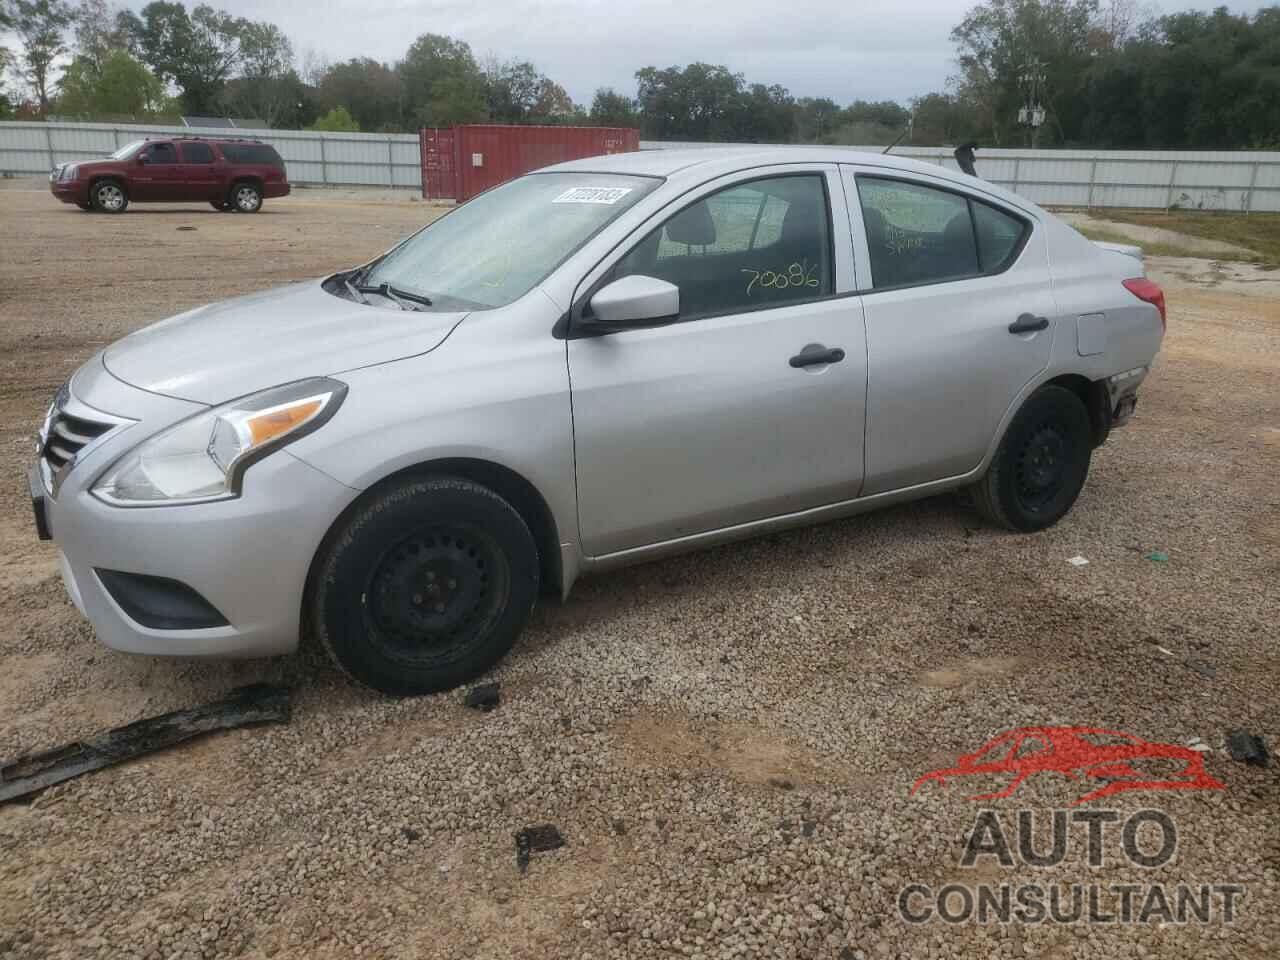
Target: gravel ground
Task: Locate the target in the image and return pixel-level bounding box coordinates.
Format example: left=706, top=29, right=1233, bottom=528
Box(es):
left=0, top=183, right=1277, bottom=960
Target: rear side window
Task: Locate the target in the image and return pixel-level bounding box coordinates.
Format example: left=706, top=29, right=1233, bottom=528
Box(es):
left=182, top=142, right=214, bottom=163
left=857, top=177, right=1027, bottom=289
left=220, top=144, right=283, bottom=166
left=613, top=174, right=833, bottom=320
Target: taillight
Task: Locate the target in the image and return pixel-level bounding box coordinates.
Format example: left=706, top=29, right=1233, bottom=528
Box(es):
left=1122, top=278, right=1166, bottom=331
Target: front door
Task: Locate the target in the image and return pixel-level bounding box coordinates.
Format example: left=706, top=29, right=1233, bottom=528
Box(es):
left=568, top=167, right=868, bottom=557
left=843, top=168, right=1056, bottom=495
left=132, top=141, right=182, bottom=201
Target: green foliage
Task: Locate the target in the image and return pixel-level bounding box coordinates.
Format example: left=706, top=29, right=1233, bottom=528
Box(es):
left=12, top=0, right=76, bottom=113
left=57, top=48, right=167, bottom=117
left=310, top=105, right=359, bottom=132
left=318, top=58, right=402, bottom=132
left=589, top=88, right=637, bottom=127
left=397, top=33, right=487, bottom=128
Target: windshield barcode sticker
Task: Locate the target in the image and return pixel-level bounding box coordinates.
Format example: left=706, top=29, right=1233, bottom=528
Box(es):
left=553, top=186, right=634, bottom=205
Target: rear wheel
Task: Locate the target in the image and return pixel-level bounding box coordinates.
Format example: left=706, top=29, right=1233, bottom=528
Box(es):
left=970, top=385, right=1092, bottom=532
left=312, top=477, right=539, bottom=696
left=231, top=181, right=262, bottom=213
left=90, top=179, right=127, bottom=213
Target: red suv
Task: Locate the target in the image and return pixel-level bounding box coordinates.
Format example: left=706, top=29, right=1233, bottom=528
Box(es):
left=50, top=136, right=290, bottom=214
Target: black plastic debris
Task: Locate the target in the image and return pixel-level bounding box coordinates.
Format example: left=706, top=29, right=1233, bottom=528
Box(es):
left=0, top=684, right=290, bottom=805
left=1226, top=730, right=1271, bottom=766
left=515, top=824, right=565, bottom=873
left=400, top=826, right=421, bottom=842
left=463, top=682, right=500, bottom=712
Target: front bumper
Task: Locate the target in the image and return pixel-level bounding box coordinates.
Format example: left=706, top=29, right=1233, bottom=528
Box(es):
left=36, top=359, right=358, bottom=658
left=49, top=178, right=88, bottom=204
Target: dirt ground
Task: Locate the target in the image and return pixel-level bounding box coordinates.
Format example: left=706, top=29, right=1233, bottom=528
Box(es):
left=0, top=182, right=1277, bottom=960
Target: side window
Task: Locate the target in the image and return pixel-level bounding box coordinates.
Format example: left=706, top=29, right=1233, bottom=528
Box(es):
left=182, top=142, right=214, bottom=164
left=142, top=142, right=177, bottom=164
left=857, top=177, right=979, bottom=289
left=973, top=200, right=1026, bottom=272
left=614, top=174, right=832, bottom=320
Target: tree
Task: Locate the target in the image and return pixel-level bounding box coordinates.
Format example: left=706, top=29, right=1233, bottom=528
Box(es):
left=310, top=104, right=358, bottom=132
left=950, top=0, right=1099, bottom=145
left=72, top=0, right=128, bottom=73
left=589, top=88, right=638, bottom=127
left=220, top=19, right=295, bottom=125
left=397, top=33, right=487, bottom=127
left=56, top=48, right=168, bottom=117
left=317, top=57, right=403, bottom=131
left=122, top=1, right=246, bottom=114
left=794, top=97, right=840, bottom=142
left=634, top=63, right=746, bottom=141
left=12, top=0, right=75, bottom=114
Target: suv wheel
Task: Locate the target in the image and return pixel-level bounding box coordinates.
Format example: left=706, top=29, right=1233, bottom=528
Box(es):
left=231, top=182, right=262, bottom=213
left=311, top=477, right=540, bottom=696
left=90, top=180, right=128, bottom=213
left=970, top=385, right=1092, bottom=532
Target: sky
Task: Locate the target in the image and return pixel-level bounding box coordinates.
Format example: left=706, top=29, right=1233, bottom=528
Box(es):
left=2, top=0, right=1269, bottom=107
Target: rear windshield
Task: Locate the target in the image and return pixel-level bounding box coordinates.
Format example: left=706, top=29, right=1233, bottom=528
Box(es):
left=220, top=144, right=283, bottom=166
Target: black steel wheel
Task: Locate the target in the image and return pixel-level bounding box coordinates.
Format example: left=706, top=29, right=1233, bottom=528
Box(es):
left=970, top=384, right=1092, bottom=532
left=312, top=476, right=539, bottom=696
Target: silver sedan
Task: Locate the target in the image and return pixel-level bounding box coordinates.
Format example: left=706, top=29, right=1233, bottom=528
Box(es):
left=31, top=147, right=1166, bottom=695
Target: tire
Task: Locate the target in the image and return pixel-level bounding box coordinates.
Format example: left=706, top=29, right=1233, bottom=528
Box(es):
left=312, top=476, right=540, bottom=696
left=230, top=181, right=262, bottom=213
left=210, top=200, right=232, bottom=212
left=970, top=385, right=1092, bottom=532
left=89, top=179, right=128, bottom=213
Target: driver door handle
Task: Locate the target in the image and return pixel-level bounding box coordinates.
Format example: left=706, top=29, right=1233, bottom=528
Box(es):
left=1009, top=313, right=1049, bottom=334
left=789, top=345, right=846, bottom=368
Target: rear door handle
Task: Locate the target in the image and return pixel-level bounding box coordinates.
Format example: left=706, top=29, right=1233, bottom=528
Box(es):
left=1009, top=314, right=1049, bottom=334
left=789, top=345, right=846, bottom=368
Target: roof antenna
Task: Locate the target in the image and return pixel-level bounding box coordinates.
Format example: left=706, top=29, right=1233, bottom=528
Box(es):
left=954, top=142, right=979, bottom=176
left=882, top=127, right=908, bottom=154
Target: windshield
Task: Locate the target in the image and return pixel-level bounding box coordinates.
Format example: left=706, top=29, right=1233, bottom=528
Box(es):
left=109, top=140, right=145, bottom=160
left=363, top=172, right=659, bottom=309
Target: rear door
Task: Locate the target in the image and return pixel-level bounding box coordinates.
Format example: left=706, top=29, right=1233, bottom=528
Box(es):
left=567, top=165, right=868, bottom=557
left=178, top=141, right=219, bottom=200
left=842, top=166, right=1055, bottom=495
left=132, top=141, right=182, bottom=201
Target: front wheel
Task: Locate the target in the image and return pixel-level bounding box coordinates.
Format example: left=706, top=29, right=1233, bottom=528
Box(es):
left=312, top=477, right=540, bottom=696
left=90, top=179, right=128, bottom=213
left=970, top=385, right=1092, bottom=532
left=231, top=181, right=262, bottom=213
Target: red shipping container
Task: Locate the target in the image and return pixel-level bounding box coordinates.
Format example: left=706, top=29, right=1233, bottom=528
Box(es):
left=420, top=124, right=639, bottom=201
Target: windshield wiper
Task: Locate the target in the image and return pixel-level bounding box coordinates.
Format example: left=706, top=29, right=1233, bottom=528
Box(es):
left=343, top=277, right=370, bottom=305
left=356, top=282, right=432, bottom=310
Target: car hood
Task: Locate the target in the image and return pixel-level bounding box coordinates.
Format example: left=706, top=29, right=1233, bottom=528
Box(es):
left=104, top=279, right=467, bottom=404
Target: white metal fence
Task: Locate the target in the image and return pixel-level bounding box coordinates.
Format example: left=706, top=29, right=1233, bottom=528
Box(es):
left=0, top=121, right=421, bottom=188
left=640, top=141, right=1280, bottom=213
left=4, top=121, right=1280, bottom=211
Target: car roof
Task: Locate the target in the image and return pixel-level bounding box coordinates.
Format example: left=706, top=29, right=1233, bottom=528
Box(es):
left=544, top=146, right=1042, bottom=215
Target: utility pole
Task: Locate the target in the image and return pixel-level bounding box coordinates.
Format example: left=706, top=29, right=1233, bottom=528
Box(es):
left=1016, top=58, right=1047, bottom=148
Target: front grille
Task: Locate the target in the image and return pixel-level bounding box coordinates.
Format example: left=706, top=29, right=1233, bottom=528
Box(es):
left=37, top=384, right=131, bottom=496
left=42, top=410, right=113, bottom=471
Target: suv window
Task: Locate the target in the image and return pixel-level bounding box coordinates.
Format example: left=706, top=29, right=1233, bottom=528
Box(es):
left=182, top=142, right=214, bottom=163
left=613, top=174, right=832, bottom=320
left=141, top=142, right=177, bottom=164
left=220, top=143, right=283, bottom=166
left=857, top=176, right=1027, bottom=289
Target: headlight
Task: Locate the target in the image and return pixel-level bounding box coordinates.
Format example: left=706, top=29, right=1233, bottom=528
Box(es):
left=92, top=378, right=346, bottom=506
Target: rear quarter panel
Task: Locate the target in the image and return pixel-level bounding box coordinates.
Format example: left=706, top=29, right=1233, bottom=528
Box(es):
left=1042, top=215, right=1164, bottom=381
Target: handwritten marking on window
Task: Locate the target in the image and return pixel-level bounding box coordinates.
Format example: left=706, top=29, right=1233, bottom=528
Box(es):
left=884, top=224, right=924, bottom=256
left=741, top=261, right=821, bottom=296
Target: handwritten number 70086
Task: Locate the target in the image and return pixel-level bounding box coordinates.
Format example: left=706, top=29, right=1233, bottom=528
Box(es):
left=741, top=262, right=821, bottom=295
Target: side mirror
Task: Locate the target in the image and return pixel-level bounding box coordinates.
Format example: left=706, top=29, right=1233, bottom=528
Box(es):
left=137, top=154, right=148, bottom=164
left=587, top=275, right=679, bottom=327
